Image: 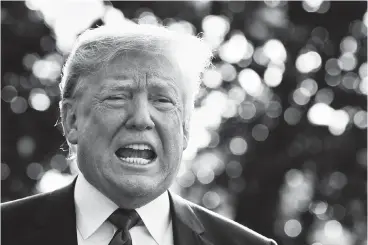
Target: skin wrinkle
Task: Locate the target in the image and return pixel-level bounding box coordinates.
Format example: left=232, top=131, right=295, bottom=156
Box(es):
left=68, top=51, right=186, bottom=208
left=60, top=26, right=212, bottom=169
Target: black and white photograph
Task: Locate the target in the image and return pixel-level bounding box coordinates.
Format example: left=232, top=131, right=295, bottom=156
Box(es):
left=1, top=1, right=367, bottom=245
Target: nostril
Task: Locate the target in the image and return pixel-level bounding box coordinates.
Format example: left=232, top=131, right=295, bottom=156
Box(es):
left=125, top=115, right=154, bottom=130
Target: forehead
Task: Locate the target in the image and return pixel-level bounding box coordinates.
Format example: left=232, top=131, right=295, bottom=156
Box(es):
left=102, top=50, right=183, bottom=83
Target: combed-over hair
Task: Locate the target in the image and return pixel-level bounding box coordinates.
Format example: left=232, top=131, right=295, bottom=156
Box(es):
left=59, top=23, right=213, bottom=159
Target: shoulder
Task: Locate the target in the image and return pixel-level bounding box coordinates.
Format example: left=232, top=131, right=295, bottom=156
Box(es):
left=1, top=182, right=75, bottom=236
left=182, top=196, right=277, bottom=245
left=2, top=191, right=51, bottom=219
left=1, top=191, right=55, bottom=243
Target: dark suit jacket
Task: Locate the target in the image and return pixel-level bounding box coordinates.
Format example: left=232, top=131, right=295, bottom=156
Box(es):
left=2, top=179, right=277, bottom=245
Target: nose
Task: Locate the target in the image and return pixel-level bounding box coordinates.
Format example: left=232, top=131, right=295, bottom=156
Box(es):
left=125, top=96, right=155, bottom=131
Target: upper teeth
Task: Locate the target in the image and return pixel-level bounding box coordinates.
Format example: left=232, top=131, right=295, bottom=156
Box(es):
left=123, top=144, right=152, bottom=150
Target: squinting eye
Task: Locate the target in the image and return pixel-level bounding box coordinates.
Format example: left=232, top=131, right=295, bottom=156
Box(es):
left=152, top=96, right=173, bottom=104
left=108, top=96, right=122, bottom=100
left=156, top=98, right=172, bottom=103
left=107, top=95, right=128, bottom=100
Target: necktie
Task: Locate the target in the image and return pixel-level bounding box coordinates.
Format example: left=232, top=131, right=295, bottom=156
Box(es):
left=108, top=209, right=141, bottom=245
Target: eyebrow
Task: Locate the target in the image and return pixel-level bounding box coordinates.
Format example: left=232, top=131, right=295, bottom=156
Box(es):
left=100, top=75, right=180, bottom=94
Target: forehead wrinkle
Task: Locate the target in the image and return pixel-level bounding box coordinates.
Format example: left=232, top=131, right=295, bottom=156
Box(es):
left=100, top=74, right=180, bottom=95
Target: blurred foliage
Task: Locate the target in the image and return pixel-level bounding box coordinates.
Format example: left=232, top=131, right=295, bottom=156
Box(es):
left=1, top=1, right=367, bottom=245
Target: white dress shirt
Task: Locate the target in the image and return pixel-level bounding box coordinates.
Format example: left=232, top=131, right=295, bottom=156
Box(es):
left=74, top=174, right=174, bottom=245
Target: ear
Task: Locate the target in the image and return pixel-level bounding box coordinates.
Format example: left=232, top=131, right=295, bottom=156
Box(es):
left=61, top=100, right=79, bottom=145
left=183, top=134, right=188, bottom=150
left=183, top=119, right=189, bottom=150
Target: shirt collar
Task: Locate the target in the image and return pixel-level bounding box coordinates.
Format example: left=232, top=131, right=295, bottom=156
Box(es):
left=136, top=189, right=171, bottom=244
left=74, top=174, right=171, bottom=244
left=74, top=174, right=118, bottom=239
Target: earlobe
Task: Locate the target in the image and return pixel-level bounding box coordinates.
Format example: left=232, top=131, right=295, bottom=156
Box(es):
left=67, top=128, right=78, bottom=144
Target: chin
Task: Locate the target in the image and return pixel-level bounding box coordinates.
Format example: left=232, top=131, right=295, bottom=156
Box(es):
left=112, top=176, right=166, bottom=198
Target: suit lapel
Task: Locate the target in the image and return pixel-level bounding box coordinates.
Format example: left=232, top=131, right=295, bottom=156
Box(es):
left=169, top=191, right=214, bottom=245
left=32, top=179, right=78, bottom=245
left=23, top=180, right=213, bottom=245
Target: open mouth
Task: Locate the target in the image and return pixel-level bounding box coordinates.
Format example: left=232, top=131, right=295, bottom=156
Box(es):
left=115, top=144, right=157, bottom=165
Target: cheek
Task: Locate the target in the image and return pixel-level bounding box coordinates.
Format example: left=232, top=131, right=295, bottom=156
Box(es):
left=79, top=104, right=127, bottom=145
left=156, top=108, right=185, bottom=156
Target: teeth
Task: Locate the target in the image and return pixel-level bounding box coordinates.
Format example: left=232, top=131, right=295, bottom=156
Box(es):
left=120, top=157, right=151, bottom=165
left=123, top=144, right=152, bottom=151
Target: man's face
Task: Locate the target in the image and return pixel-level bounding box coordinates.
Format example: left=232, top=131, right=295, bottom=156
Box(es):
left=72, top=51, right=187, bottom=208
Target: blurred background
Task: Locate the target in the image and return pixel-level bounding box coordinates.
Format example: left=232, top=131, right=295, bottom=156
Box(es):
left=1, top=1, right=367, bottom=245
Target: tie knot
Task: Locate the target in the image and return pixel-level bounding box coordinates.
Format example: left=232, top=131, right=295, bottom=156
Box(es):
left=108, top=209, right=141, bottom=231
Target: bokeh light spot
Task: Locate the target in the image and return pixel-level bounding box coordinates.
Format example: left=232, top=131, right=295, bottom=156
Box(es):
left=252, top=124, right=269, bottom=141
left=284, top=107, right=302, bottom=125
left=266, top=101, right=282, bottom=118
left=264, top=66, right=283, bottom=87
left=329, top=172, right=347, bottom=189
left=22, top=53, right=39, bottom=70
left=222, top=99, right=238, bottom=118
left=10, top=96, right=28, bottom=114
left=285, top=169, right=304, bottom=187
left=296, top=51, right=322, bottom=73
left=229, top=137, right=248, bottom=155
left=177, top=171, right=195, bottom=188
left=1, top=163, right=11, bottom=180
left=219, top=63, right=237, bottom=82
left=358, top=62, right=367, bottom=79
left=17, top=136, right=36, bottom=158
left=202, top=191, right=221, bottom=209
left=324, top=220, right=342, bottom=239
left=103, top=5, right=126, bottom=26
left=310, top=201, right=328, bottom=215
left=29, top=88, right=51, bottom=111
left=328, top=109, right=350, bottom=136
left=263, top=39, right=287, bottom=64
left=284, top=219, right=302, bottom=237
left=197, top=167, right=215, bottom=185
left=356, top=148, right=367, bottom=168
left=239, top=102, right=256, bottom=120
left=32, top=59, right=61, bottom=80
left=253, top=46, right=269, bottom=66
left=338, top=53, right=357, bottom=71
left=202, top=15, right=230, bottom=38
left=238, top=68, right=264, bottom=97
left=50, top=154, right=68, bottom=172
left=300, top=78, right=318, bottom=96
left=315, top=88, right=334, bottom=105
left=325, top=74, right=342, bottom=87
left=225, top=161, right=243, bottom=178
left=203, top=68, right=223, bottom=88
left=293, top=88, right=311, bottom=106
left=340, top=36, right=358, bottom=53
left=36, top=169, right=74, bottom=193
left=359, top=77, right=368, bottom=94
left=325, top=58, right=342, bottom=76
left=2, top=85, right=18, bottom=102
left=219, top=32, right=249, bottom=64
left=228, top=86, right=246, bottom=104
left=353, top=110, right=367, bottom=129
left=26, top=162, right=44, bottom=180
left=341, top=72, right=359, bottom=90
